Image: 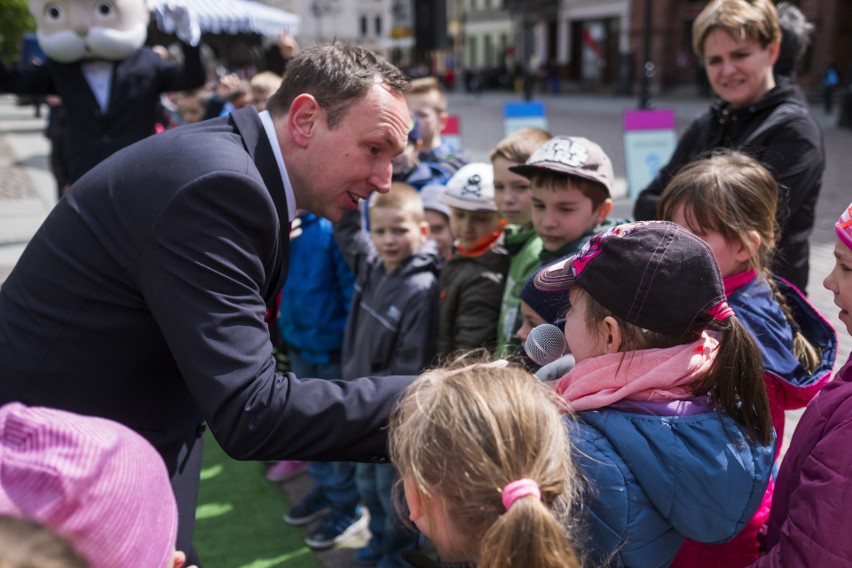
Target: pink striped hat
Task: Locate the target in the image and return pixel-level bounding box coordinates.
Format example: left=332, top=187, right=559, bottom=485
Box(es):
left=837, top=201, right=852, bottom=251
left=0, top=403, right=178, bottom=568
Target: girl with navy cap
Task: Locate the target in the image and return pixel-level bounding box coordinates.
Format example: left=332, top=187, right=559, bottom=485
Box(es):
left=535, top=220, right=775, bottom=567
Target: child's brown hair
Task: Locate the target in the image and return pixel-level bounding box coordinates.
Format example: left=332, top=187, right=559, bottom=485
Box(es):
left=490, top=128, right=552, bottom=165
left=658, top=150, right=820, bottom=374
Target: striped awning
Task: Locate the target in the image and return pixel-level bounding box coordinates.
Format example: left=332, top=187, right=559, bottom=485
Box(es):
left=151, top=0, right=300, bottom=38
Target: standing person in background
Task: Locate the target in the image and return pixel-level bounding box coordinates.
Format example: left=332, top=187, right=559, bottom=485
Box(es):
left=436, top=163, right=510, bottom=357
left=822, top=63, right=841, bottom=114
left=0, top=42, right=415, bottom=565
left=272, top=210, right=359, bottom=553
left=250, top=71, right=283, bottom=112
left=491, top=127, right=552, bottom=358
left=389, top=360, right=583, bottom=568
left=405, top=77, right=469, bottom=175
left=511, top=136, right=626, bottom=271
left=633, top=0, right=824, bottom=293
left=43, top=94, right=70, bottom=198
left=333, top=184, right=442, bottom=566
left=419, top=184, right=455, bottom=261
left=751, top=202, right=852, bottom=567
left=175, top=87, right=212, bottom=125
left=391, top=116, right=452, bottom=191
left=773, top=2, right=813, bottom=87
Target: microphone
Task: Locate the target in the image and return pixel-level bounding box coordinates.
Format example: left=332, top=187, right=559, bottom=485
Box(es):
left=524, top=323, right=567, bottom=367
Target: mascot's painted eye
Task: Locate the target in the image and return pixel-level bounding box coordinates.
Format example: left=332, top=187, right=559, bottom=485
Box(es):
left=44, top=2, right=64, bottom=21
left=95, top=0, right=115, bottom=17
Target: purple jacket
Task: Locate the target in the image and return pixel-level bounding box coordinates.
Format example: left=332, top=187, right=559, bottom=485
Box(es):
left=752, top=355, right=852, bottom=567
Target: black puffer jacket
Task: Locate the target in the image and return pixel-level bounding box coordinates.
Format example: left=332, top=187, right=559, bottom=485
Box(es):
left=634, top=78, right=824, bottom=292
left=437, top=245, right=509, bottom=357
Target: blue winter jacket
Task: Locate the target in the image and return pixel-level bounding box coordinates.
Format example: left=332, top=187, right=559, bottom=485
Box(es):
left=395, top=160, right=453, bottom=191
left=277, top=213, right=354, bottom=364
left=728, top=275, right=836, bottom=445
left=569, top=406, right=775, bottom=567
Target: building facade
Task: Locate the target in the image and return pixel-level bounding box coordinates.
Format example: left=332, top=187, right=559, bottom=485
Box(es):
left=263, top=0, right=852, bottom=99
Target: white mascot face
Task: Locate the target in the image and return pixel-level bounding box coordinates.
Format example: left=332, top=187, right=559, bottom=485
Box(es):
left=29, top=0, right=149, bottom=63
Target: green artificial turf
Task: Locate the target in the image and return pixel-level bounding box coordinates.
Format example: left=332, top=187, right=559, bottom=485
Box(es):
left=194, top=432, right=319, bottom=568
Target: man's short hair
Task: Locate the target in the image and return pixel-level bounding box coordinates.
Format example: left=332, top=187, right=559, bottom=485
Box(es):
left=266, top=42, right=410, bottom=128
left=370, top=183, right=425, bottom=223
left=692, top=0, right=781, bottom=58
left=407, top=76, right=447, bottom=113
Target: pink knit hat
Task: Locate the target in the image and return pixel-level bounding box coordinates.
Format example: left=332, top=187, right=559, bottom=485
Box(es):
left=837, top=201, right=852, bottom=251
left=0, top=403, right=178, bottom=568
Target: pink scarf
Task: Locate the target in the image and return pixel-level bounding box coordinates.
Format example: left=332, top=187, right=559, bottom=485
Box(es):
left=555, top=332, right=719, bottom=412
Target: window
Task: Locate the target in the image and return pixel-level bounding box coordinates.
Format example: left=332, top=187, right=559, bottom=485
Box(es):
left=360, top=15, right=368, bottom=36
left=375, top=15, right=382, bottom=36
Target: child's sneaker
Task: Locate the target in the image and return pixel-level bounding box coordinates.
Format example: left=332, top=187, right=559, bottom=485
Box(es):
left=283, top=488, right=330, bottom=526
left=304, top=506, right=368, bottom=549
left=265, top=460, right=308, bottom=483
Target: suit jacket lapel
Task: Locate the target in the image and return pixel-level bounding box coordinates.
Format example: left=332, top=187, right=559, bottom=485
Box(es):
left=230, top=107, right=291, bottom=303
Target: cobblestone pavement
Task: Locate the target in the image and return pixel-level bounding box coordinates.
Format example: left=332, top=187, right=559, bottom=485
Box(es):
left=1, top=88, right=851, bottom=566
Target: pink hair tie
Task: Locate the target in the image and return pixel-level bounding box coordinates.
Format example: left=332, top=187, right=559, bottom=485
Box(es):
left=707, top=300, right=734, bottom=321
left=501, top=478, right=541, bottom=510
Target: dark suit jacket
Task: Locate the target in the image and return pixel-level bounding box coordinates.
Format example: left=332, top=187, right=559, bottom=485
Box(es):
left=0, top=106, right=411, bottom=484
left=0, top=44, right=206, bottom=182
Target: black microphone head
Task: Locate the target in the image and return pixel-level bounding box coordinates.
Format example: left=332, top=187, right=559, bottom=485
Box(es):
left=524, top=323, right=567, bottom=367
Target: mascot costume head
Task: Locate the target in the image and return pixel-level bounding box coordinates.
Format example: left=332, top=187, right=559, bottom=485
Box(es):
left=30, top=0, right=150, bottom=63
left=6, top=0, right=204, bottom=185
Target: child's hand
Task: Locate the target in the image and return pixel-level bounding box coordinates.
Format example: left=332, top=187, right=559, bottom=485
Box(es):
left=215, top=74, right=241, bottom=100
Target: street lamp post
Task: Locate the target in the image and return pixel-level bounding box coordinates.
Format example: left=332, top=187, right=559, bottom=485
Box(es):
left=312, top=1, right=330, bottom=42
left=638, top=0, right=654, bottom=109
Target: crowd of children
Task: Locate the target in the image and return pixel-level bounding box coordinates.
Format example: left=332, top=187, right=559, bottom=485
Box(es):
left=6, top=2, right=852, bottom=565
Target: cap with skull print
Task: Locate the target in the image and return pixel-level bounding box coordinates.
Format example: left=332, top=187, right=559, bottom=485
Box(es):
left=438, top=162, right=497, bottom=212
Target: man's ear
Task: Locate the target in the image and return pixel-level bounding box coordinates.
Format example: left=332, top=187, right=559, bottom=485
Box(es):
left=420, top=220, right=431, bottom=243
left=601, top=315, right=623, bottom=355
left=288, top=94, right=321, bottom=149
left=171, top=550, right=187, bottom=568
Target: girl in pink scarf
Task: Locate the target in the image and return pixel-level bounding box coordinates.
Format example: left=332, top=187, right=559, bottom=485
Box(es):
left=533, top=220, right=775, bottom=567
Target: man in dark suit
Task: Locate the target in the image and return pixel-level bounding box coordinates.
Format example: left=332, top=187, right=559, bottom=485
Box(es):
left=0, top=42, right=413, bottom=563
left=0, top=0, right=205, bottom=183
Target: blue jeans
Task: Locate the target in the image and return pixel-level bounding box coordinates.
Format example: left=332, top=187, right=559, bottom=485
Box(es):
left=288, top=350, right=359, bottom=510
left=356, top=463, right=420, bottom=568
